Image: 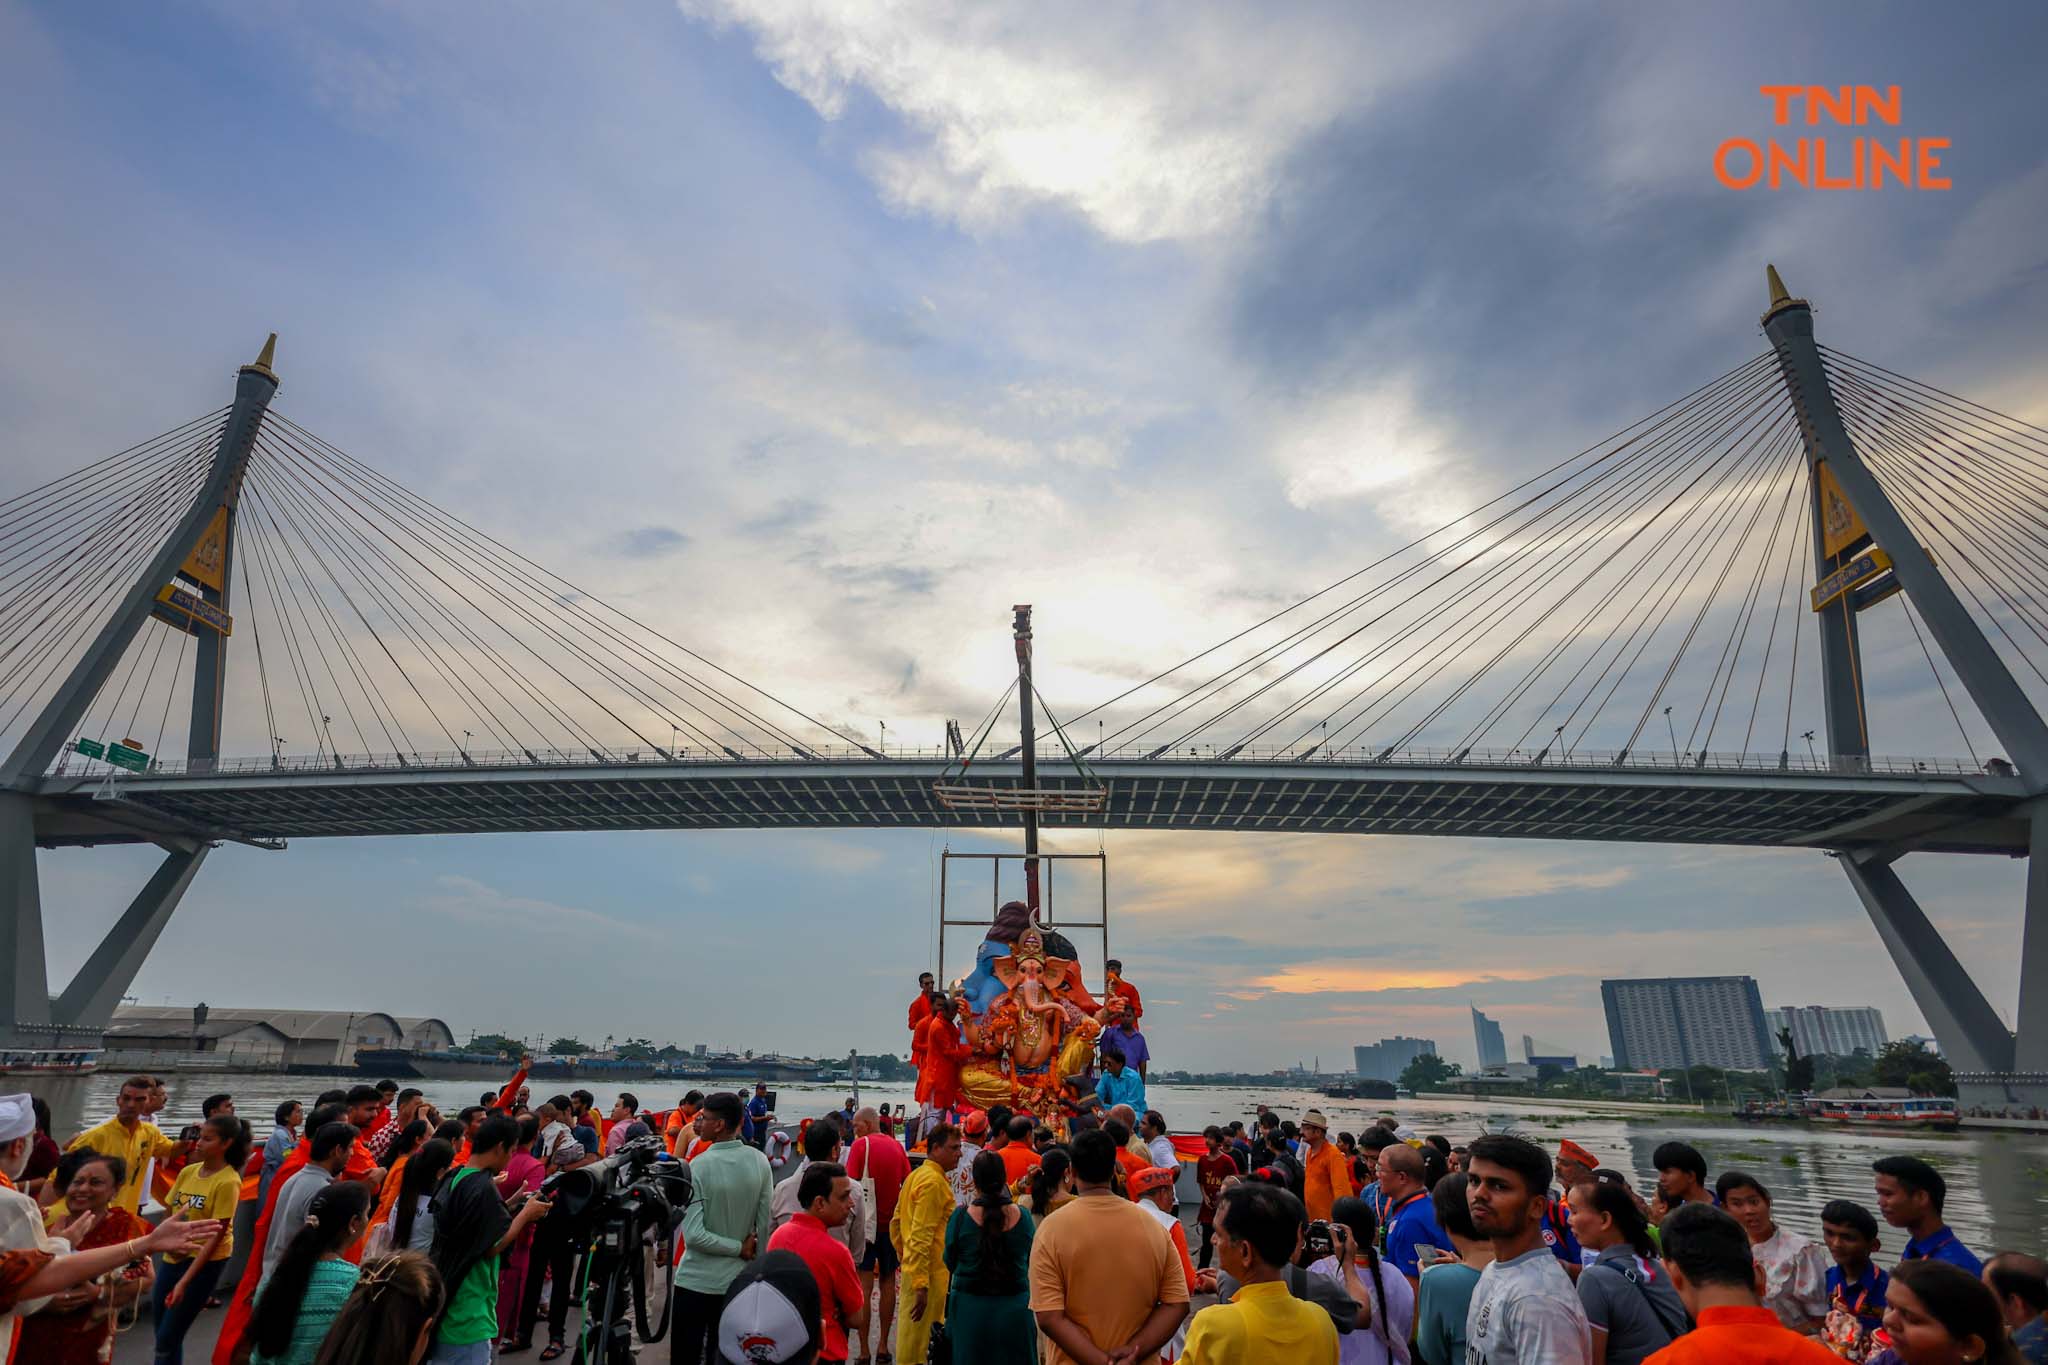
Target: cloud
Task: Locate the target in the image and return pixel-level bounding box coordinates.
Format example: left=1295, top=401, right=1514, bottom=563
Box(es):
left=613, top=525, right=690, bottom=558
left=675, top=1, right=1464, bottom=242
left=413, top=874, right=657, bottom=942
left=1251, top=965, right=1555, bottom=994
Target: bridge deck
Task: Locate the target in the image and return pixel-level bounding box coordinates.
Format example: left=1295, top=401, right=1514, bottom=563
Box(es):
left=27, top=754, right=2031, bottom=855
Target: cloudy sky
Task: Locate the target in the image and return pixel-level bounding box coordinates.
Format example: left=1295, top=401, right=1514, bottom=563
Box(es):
left=5, top=1, right=2047, bottom=1070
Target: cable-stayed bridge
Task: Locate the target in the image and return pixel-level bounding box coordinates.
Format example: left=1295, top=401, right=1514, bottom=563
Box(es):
left=4, top=271, right=2047, bottom=1118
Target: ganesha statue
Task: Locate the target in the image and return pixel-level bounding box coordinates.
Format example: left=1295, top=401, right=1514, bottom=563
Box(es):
left=953, top=901, right=1102, bottom=1122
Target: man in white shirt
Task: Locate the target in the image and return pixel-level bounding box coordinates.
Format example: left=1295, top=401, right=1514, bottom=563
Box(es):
left=1142, top=1110, right=1176, bottom=1171
left=1464, top=1133, right=1591, bottom=1364
left=771, top=1118, right=868, bottom=1264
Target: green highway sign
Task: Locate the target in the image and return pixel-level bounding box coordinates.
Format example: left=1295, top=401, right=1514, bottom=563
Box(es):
left=75, top=738, right=105, bottom=759
left=105, top=744, right=149, bottom=772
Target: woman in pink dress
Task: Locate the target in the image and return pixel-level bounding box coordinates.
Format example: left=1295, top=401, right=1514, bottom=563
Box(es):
left=496, top=1113, right=547, bottom=1349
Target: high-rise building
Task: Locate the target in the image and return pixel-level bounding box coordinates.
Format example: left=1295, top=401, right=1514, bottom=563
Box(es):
left=1522, top=1035, right=1578, bottom=1070
left=1472, top=1007, right=1508, bottom=1069
left=1601, top=976, right=1774, bottom=1072
left=1353, top=1035, right=1439, bottom=1083
left=1767, top=1005, right=1888, bottom=1059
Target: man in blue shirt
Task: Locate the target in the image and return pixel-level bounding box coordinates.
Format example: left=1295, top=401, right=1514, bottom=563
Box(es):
left=1874, top=1154, right=1983, bottom=1274
left=1095, top=1044, right=1146, bottom=1114
left=1376, top=1143, right=1448, bottom=1289
left=1099, top=997, right=1152, bottom=1080
left=1985, top=1252, right=2048, bottom=1364
left=745, top=1083, right=775, bottom=1151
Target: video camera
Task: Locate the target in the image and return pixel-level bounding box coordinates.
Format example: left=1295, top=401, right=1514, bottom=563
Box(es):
left=542, top=1134, right=691, bottom=1363
left=541, top=1133, right=690, bottom=1236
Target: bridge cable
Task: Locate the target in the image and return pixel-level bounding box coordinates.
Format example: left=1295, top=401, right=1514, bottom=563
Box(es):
left=1131, top=357, right=1786, bottom=756
left=270, top=412, right=870, bottom=755
left=1252, top=368, right=1786, bottom=758
left=1066, top=353, right=1780, bottom=736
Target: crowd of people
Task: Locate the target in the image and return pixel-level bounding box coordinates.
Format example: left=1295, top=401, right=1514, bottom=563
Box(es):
left=0, top=983, right=2044, bottom=1365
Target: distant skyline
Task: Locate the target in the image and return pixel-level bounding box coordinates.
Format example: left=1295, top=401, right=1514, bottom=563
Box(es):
left=4, top=4, right=2046, bottom=1070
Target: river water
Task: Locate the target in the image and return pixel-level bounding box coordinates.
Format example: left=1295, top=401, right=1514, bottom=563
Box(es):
left=39, top=1072, right=2048, bottom=1260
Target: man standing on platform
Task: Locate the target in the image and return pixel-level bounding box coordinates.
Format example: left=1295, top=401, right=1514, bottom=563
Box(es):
left=1100, top=996, right=1151, bottom=1080
left=1105, top=959, right=1142, bottom=1022
left=914, top=996, right=970, bottom=1127
left=1097, top=1046, right=1147, bottom=1116
left=909, top=972, right=936, bottom=1039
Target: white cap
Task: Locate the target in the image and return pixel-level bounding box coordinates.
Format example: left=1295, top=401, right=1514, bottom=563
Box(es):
left=0, top=1093, right=33, bottom=1143
left=718, top=1249, right=819, bottom=1363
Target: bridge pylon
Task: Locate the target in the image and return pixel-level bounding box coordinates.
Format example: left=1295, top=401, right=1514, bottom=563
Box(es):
left=1762, top=268, right=2048, bottom=1104
left=0, top=339, right=276, bottom=1061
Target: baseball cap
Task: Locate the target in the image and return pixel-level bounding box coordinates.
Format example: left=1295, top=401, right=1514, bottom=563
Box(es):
left=962, top=1110, right=989, bottom=1137
left=718, top=1250, right=820, bottom=1364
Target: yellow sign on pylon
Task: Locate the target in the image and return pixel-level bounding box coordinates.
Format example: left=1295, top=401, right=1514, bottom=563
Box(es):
left=179, top=507, right=229, bottom=591
left=1815, top=461, right=1871, bottom=560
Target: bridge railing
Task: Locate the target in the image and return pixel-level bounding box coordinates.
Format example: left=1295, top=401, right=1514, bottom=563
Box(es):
left=55, top=742, right=1998, bottom=782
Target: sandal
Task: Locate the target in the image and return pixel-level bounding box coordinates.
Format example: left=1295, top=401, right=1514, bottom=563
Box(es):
left=539, top=1340, right=568, bottom=1362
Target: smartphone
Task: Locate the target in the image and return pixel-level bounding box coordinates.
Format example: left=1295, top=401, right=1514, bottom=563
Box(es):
left=1414, top=1243, right=1443, bottom=1265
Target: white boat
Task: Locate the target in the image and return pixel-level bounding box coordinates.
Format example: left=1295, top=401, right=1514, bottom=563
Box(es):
left=0, top=1048, right=101, bottom=1075
left=1810, top=1093, right=1957, bottom=1130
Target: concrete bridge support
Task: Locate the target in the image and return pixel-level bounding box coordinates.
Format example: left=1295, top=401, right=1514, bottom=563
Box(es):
left=0, top=341, right=275, bottom=1058
left=1764, top=267, right=2048, bottom=1114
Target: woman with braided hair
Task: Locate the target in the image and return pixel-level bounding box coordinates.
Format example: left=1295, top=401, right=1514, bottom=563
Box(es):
left=250, top=1180, right=372, bottom=1365
left=313, top=1250, right=445, bottom=1365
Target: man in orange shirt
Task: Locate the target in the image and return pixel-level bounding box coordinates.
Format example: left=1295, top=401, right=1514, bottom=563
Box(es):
left=665, top=1090, right=705, bottom=1155
left=1104, top=959, right=1142, bottom=1021
left=996, top=1115, right=1041, bottom=1185
left=1104, top=1118, right=1149, bottom=1195
left=913, top=995, right=970, bottom=1120
left=1646, top=1202, right=1839, bottom=1363
left=1299, top=1109, right=1354, bottom=1223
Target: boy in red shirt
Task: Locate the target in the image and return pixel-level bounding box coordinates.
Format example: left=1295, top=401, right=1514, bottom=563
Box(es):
left=1194, top=1125, right=1238, bottom=1269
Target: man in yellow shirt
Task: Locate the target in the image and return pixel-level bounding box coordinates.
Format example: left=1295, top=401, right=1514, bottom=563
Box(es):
left=66, top=1074, right=184, bottom=1215
left=890, top=1122, right=962, bottom=1364
left=1183, top=1181, right=1339, bottom=1365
